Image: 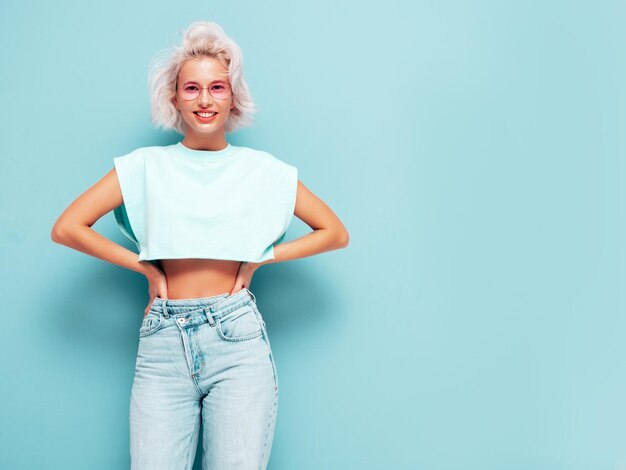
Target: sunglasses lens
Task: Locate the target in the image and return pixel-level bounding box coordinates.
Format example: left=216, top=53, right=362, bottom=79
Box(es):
left=181, top=85, right=200, bottom=100
left=179, top=82, right=232, bottom=100
left=209, top=82, right=231, bottom=99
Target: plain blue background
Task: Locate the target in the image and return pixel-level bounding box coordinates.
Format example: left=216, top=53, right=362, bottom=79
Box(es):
left=1, top=0, right=624, bottom=469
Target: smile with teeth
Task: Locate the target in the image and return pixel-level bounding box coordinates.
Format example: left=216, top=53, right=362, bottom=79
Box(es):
left=195, top=112, right=217, bottom=117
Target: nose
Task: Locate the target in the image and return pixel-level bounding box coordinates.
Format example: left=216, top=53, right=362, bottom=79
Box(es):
left=197, top=88, right=214, bottom=106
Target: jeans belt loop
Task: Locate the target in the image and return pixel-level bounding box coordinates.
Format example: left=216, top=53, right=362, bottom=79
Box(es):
left=161, top=298, right=169, bottom=319
left=204, top=307, right=216, bottom=327
left=246, top=288, right=256, bottom=303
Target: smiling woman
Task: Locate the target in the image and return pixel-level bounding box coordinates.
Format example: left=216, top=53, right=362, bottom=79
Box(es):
left=172, top=57, right=236, bottom=142
left=50, top=20, right=349, bottom=470
left=148, top=22, right=256, bottom=136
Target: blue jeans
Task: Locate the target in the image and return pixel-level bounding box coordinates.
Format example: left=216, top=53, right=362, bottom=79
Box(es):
left=129, top=288, right=278, bottom=470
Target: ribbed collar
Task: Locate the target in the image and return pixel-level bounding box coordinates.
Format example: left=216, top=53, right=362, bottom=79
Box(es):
left=173, top=141, right=236, bottom=160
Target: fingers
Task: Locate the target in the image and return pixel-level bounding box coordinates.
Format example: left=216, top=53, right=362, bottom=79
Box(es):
left=229, top=282, right=249, bottom=296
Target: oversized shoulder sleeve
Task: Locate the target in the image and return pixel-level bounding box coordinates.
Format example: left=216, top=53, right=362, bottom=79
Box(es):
left=112, top=148, right=146, bottom=254
left=262, top=151, right=298, bottom=249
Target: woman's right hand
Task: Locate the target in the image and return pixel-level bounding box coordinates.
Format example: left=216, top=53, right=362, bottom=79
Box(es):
left=143, top=262, right=168, bottom=317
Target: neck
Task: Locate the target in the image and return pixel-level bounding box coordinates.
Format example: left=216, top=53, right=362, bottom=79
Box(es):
left=181, top=131, right=228, bottom=151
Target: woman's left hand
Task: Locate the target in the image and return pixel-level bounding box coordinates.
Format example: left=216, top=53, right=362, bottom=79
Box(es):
left=229, top=261, right=261, bottom=295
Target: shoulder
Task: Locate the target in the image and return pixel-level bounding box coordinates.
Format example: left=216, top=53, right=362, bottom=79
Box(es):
left=114, top=144, right=173, bottom=158
left=234, top=145, right=297, bottom=172
left=113, top=145, right=172, bottom=165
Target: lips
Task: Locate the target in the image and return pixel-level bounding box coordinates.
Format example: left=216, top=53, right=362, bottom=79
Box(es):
left=193, top=111, right=218, bottom=123
left=194, top=111, right=217, bottom=117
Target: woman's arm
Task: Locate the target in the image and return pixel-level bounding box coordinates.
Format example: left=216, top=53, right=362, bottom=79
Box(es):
left=260, top=179, right=350, bottom=266
left=50, top=168, right=161, bottom=279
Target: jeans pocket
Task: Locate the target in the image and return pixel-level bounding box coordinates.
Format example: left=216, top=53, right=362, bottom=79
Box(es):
left=216, top=303, right=264, bottom=342
left=139, top=313, right=163, bottom=338
left=249, top=301, right=266, bottom=329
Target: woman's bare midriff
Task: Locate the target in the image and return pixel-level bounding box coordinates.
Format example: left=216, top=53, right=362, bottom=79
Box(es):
left=158, top=258, right=243, bottom=299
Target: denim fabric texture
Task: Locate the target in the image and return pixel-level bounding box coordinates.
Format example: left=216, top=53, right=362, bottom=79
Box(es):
left=129, top=287, right=278, bottom=470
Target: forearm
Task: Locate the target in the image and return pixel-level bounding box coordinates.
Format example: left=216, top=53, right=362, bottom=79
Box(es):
left=262, top=228, right=348, bottom=266
left=51, top=225, right=159, bottom=278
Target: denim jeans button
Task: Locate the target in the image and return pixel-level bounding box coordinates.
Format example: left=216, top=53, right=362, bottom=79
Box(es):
left=177, top=318, right=186, bottom=324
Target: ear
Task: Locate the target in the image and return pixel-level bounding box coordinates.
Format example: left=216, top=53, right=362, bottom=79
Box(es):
left=172, top=96, right=179, bottom=111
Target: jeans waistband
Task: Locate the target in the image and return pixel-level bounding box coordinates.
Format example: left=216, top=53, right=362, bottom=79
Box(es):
left=149, top=287, right=257, bottom=321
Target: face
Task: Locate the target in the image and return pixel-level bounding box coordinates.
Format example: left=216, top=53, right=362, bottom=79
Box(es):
left=172, top=56, right=235, bottom=140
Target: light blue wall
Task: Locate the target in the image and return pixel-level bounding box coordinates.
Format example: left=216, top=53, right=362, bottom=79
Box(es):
left=1, top=0, right=624, bottom=468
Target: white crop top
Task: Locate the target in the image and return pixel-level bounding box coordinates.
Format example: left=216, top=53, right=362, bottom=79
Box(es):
left=112, top=141, right=298, bottom=263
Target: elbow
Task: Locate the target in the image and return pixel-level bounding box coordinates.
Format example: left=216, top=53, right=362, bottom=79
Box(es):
left=50, top=223, right=66, bottom=244
left=51, top=221, right=75, bottom=244
left=321, top=227, right=349, bottom=250
left=337, top=229, right=350, bottom=248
